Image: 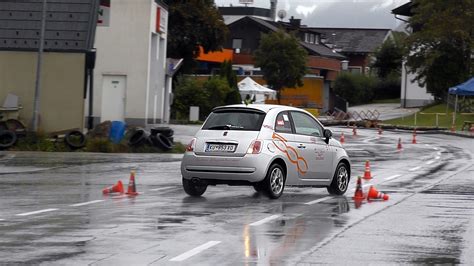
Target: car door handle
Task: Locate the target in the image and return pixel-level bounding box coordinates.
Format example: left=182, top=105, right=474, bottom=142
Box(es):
left=297, top=144, right=306, bottom=149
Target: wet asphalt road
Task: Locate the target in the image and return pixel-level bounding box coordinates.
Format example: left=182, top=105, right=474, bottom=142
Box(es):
left=0, top=128, right=473, bottom=265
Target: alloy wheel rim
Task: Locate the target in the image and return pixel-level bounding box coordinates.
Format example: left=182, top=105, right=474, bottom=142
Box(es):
left=337, top=166, right=348, bottom=191
left=270, top=168, right=283, bottom=194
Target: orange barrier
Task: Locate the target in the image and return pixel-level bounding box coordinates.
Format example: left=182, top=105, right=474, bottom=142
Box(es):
left=102, top=180, right=124, bottom=194
left=367, top=186, right=389, bottom=201
left=126, top=170, right=139, bottom=196
left=363, top=160, right=372, bottom=180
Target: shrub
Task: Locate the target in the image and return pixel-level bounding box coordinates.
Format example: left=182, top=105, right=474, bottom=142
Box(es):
left=334, top=73, right=377, bottom=105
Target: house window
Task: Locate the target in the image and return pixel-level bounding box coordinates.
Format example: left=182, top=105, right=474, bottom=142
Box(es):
left=232, top=38, right=242, bottom=49
left=349, top=66, right=362, bottom=74
left=304, top=33, right=309, bottom=43
left=309, top=34, right=315, bottom=44
left=314, top=34, right=319, bottom=44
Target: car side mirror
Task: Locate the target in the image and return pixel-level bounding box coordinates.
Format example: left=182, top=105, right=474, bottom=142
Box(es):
left=323, top=129, right=332, bottom=144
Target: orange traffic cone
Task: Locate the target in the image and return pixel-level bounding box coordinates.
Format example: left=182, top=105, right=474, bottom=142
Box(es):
left=450, top=124, right=456, bottom=132
left=363, top=160, right=372, bottom=180
left=397, top=138, right=402, bottom=150
left=102, top=180, right=124, bottom=194
left=340, top=132, right=345, bottom=144
left=352, top=176, right=365, bottom=201
left=126, top=170, right=139, bottom=196
left=412, top=129, right=417, bottom=144
left=378, top=127, right=383, bottom=135
left=367, top=185, right=389, bottom=201
left=352, top=125, right=357, bottom=136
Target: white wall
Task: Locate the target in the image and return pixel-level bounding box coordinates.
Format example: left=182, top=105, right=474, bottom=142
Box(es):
left=89, top=0, right=168, bottom=125
left=401, top=62, right=434, bottom=107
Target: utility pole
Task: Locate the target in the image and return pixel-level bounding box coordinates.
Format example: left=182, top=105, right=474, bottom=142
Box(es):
left=32, top=0, right=47, bottom=132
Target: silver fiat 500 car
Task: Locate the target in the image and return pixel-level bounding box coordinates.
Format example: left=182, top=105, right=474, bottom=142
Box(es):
left=181, top=104, right=351, bottom=199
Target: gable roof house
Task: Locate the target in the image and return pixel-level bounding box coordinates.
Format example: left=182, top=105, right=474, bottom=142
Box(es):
left=220, top=14, right=346, bottom=112
left=311, top=28, right=392, bottom=75
left=0, top=0, right=99, bottom=133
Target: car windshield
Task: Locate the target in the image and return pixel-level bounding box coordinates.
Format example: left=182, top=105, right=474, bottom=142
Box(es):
left=202, top=110, right=266, bottom=131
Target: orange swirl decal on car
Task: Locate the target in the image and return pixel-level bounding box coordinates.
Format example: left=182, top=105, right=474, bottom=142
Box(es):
left=272, top=133, right=308, bottom=174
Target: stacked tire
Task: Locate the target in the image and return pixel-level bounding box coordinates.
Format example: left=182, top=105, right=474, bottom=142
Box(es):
left=149, top=127, right=174, bottom=151
left=0, top=130, right=17, bottom=150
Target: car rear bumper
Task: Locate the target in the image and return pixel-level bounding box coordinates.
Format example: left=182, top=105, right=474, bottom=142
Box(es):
left=181, top=152, right=272, bottom=183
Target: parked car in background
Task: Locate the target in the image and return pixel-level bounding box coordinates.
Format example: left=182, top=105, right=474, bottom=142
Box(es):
left=181, top=104, right=351, bottom=199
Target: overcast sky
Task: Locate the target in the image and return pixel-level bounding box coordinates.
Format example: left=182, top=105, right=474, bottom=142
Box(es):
left=214, top=0, right=410, bottom=29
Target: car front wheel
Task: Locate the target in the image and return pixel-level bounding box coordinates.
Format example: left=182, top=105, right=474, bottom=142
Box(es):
left=327, top=162, right=350, bottom=195
left=263, top=163, right=286, bottom=199
left=182, top=177, right=207, bottom=197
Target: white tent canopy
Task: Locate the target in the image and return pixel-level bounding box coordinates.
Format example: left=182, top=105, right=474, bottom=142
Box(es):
left=238, top=77, right=276, bottom=103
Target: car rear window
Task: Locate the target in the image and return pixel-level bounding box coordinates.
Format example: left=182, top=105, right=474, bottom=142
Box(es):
left=202, top=110, right=266, bottom=131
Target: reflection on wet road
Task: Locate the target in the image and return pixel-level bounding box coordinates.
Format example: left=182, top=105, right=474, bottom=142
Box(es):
left=0, top=128, right=473, bottom=265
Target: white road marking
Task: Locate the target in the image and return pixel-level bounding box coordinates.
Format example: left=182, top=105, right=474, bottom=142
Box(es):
left=149, top=186, right=175, bottom=192
left=385, top=174, right=401, bottom=181
left=169, top=241, right=221, bottom=262
left=304, top=196, right=332, bottom=205
left=0, top=219, right=4, bottom=221
left=70, top=200, right=104, bottom=207
left=433, top=147, right=439, bottom=150
left=435, top=156, right=441, bottom=160
left=249, top=215, right=281, bottom=226
left=409, top=166, right=422, bottom=171
left=437, top=151, right=442, bottom=156
left=426, top=160, right=435, bottom=165
left=16, top=208, right=58, bottom=217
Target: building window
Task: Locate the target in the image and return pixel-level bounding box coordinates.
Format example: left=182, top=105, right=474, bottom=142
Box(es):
left=309, top=34, right=315, bottom=44
left=314, top=34, right=319, bottom=44
left=304, top=33, right=309, bottom=43
left=349, top=66, right=362, bottom=74
left=232, top=38, right=242, bottom=49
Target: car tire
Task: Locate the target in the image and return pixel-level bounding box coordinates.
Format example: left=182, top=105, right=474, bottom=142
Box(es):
left=64, top=130, right=86, bottom=150
left=327, top=162, right=350, bottom=195
left=263, top=163, right=286, bottom=199
left=150, top=133, right=173, bottom=151
left=182, top=177, right=207, bottom=197
left=128, top=129, right=147, bottom=146
left=0, top=130, right=17, bottom=150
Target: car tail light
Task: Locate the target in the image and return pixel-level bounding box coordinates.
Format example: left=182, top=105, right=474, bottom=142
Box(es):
left=186, top=138, right=196, bottom=152
left=247, top=140, right=263, bottom=154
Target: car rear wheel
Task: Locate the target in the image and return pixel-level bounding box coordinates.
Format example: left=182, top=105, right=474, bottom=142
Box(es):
left=182, top=177, right=207, bottom=197
left=327, top=162, right=349, bottom=195
left=263, top=163, right=286, bottom=199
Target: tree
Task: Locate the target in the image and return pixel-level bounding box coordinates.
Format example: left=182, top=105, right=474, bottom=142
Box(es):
left=405, top=0, right=474, bottom=100
left=372, top=32, right=406, bottom=79
left=220, top=60, right=242, bottom=105
left=254, top=30, right=308, bottom=101
left=171, top=76, right=232, bottom=120
left=165, top=0, right=228, bottom=72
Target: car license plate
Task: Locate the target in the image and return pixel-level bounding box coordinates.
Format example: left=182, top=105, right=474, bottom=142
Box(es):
left=205, top=143, right=236, bottom=152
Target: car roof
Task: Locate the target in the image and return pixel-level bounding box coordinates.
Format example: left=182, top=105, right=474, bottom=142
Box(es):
left=213, top=104, right=302, bottom=113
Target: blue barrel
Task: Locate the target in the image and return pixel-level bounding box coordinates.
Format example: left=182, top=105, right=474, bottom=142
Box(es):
left=109, top=121, right=126, bottom=144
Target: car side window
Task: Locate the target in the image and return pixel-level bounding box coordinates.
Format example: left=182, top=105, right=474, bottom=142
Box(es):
left=290, top=111, right=323, bottom=137
left=274, top=111, right=292, bottom=133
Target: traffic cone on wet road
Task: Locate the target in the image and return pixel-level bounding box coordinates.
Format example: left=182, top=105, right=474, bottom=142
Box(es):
left=378, top=127, right=383, bottom=135
left=367, top=185, right=389, bottom=201
left=450, top=124, right=456, bottom=133
left=126, top=170, right=139, bottom=196
left=102, top=180, right=124, bottom=194
left=397, top=138, right=402, bottom=151
left=363, top=160, right=372, bottom=180
left=352, top=176, right=365, bottom=201
left=412, top=129, right=417, bottom=144
left=340, top=132, right=345, bottom=144
left=352, top=125, right=357, bottom=136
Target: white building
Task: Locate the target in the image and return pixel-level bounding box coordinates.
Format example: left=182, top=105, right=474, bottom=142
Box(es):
left=88, top=0, right=171, bottom=126
left=401, top=61, right=434, bottom=107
